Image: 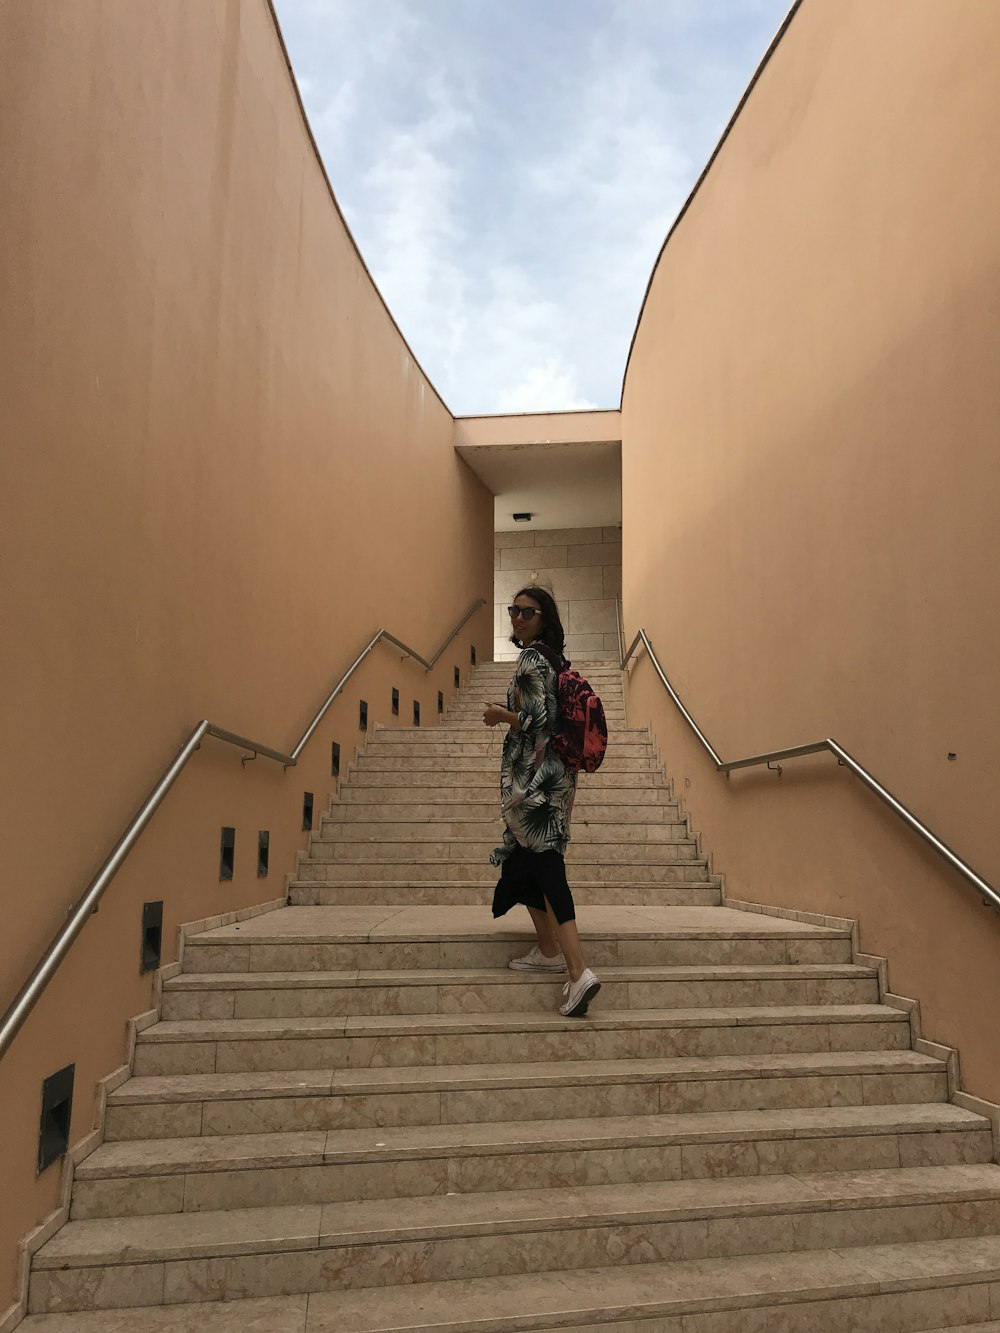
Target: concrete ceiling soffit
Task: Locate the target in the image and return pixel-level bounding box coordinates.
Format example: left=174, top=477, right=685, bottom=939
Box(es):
left=456, top=439, right=622, bottom=532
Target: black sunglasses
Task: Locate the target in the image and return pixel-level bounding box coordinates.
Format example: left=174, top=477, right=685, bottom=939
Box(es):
left=507, top=606, right=541, bottom=621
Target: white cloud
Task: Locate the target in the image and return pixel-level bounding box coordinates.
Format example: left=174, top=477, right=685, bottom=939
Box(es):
left=495, top=361, right=599, bottom=414
left=272, top=0, right=791, bottom=412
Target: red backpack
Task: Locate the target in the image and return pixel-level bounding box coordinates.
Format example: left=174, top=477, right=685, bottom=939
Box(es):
left=531, top=644, right=608, bottom=774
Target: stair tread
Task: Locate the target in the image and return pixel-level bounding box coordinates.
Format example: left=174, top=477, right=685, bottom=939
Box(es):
left=23, top=1235, right=1000, bottom=1330
left=36, top=1164, right=1000, bottom=1267
left=285, top=874, right=714, bottom=885
left=76, top=1103, right=989, bottom=1178
left=111, top=1048, right=941, bottom=1104
left=164, top=962, right=878, bottom=990
left=185, top=904, right=845, bottom=944
left=138, top=1003, right=902, bottom=1042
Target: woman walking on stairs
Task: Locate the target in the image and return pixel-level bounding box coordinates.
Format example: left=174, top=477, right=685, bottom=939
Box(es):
left=483, top=585, right=601, bottom=1018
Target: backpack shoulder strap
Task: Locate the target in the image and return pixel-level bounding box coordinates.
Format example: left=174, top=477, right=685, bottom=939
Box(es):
left=528, top=642, right=564, bottom=674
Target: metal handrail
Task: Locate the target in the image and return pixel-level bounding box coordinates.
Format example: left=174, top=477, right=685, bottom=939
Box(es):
left=619, top=616, right=1000, bottom=913
left=0, top=598, right=486, bottom=1060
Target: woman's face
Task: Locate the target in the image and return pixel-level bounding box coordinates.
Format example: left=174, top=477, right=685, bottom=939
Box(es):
left=510, top=594, right=544, bottom=644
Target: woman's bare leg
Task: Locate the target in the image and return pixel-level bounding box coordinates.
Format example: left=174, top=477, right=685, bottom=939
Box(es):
left=525, top=905, right=560, bottom=957
left=546, top=901, right=587, bottom=981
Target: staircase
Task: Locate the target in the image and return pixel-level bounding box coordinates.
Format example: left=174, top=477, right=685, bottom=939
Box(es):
left=21, top=663, right=1000, bottom=1331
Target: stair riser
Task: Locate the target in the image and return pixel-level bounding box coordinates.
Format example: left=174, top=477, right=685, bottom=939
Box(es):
left=30, top=1187, right=1000, bottom=1314
left=386, top=721, right=630, bottom=737
left=344, top=768, right=668, bottom=786
left=461, top=687, right=626, bottom=698
left=132, top=1020, right=910, bottom=1077
left=328, top=796, right=681, bottom=815
left=303, top=843, right=703, bottom=865
left=450, top=705, right=627, bottom=718
left=312, top=822, right=692, bottom=843
left=353, top=746, right=652, bottom=762
left=555, top=1287, right=996, bottom=1333
left=105, top=1071, right=946, bottom=1141
left=160, top=976, right=879, bottom=1021
left=298, top=862, right=713, bottom=882
left=70, top=1125, right=995, bottom=1220
left=182, top=937, right=852, bottom=973
left=288, top=884, right=723, bottom=907
left=350, top=757, right=663, bottom=774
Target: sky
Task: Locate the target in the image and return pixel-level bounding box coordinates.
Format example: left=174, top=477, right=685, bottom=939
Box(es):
left=272, top=0, right=791, bottom=414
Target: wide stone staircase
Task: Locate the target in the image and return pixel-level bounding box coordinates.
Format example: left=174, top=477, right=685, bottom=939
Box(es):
left=21, top=663, right=1000, bottom=1330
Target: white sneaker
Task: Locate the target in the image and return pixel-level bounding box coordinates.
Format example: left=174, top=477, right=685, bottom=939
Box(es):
left=559, top=968, right=601, bottom=1017
left=508, top=945, right=567, bottom=973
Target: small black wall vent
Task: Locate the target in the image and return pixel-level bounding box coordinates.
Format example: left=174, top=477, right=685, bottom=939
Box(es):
left=257, top=830, right=270, bottom=878
left=359, top=699, right=368, bottom=731
left=454, top=666, right=460, bottom=688
left=38, top=1064, right=75, bottom=1174
left=438, top=690, right=444, bottom=715
left=391, top=688, right=399, bottom=716
left=471, top=645, right=477, bottom=666
left=331, top=741, right=341, bottom=778
left=413, top=700, right=421, bottom=726
left=302, top=792, right=314, bottom=832
left=140, top=900, right=163, bottom=974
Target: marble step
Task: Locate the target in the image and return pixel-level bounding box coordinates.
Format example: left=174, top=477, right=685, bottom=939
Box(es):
left=105, top=1049, right=946, bottom=1141
left=453, top=697, right=628, bottom=711
left=288, top=882, right=723, bottom=907
left=929, top=1327, right=1000, bottom=1332
left=379, top=722, right=634, bottom=741
left=344, top=766, right=669, bottom=785
left=353, top=742, right=653, bottom=760
left=179, top=906, right=853, bottom=972
left=19, top=1246, right=1000, bottom=1331
left=130, top=1004, right=910, bottom=1077
left=160, top=962, right=881, bottom=1021
left=448, top=713, right=628, bottom=727
left=326, top=795, right=680, bottom=818
left=336, top=783, right=673, bottom=804
left=460, top=694, right=628, bottom=703
left=30, top=1166, right=1000, bottom=1314
left=312, top=820, right=693, bottom=842
left=350, top=754, right=662, bottom=772
left=469, top=666, right=625, bottom=678
left=303, top=840, right=704, bottom=865
left=69, top=1104, right=994, bottom=1220
left=297, top=861, right=716, bottom=884
left=466, top=679, right=626, bottom=691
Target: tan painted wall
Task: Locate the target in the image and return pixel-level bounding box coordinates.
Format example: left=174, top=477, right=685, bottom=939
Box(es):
left=0, top=0, right=492, bottom=1314
left=623, top=0, right=1000, bottom=1110
left=494, top=528, right=622, bottom=662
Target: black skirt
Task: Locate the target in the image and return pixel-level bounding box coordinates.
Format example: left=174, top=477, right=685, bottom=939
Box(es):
left=492, top=844, right=577, bottom=925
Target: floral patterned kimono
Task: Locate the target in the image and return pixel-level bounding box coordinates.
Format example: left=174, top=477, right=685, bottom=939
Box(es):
left=490, top=647, right=577, bottom=868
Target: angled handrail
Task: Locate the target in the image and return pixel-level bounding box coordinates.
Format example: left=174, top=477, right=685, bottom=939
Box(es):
left=0, top=598, right=486, bottom=1060
left=619, top=616, right=999, bottom=913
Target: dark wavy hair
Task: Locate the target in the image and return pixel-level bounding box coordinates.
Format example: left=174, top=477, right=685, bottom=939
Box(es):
left=508, top=585, right=566, bottom=656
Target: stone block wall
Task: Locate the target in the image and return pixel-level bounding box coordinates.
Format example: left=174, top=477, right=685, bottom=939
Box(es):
left=493, top=526, right=622, bottom=662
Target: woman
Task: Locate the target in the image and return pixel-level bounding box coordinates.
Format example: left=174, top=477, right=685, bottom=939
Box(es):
left=483, top=586, right=601, bottom=1018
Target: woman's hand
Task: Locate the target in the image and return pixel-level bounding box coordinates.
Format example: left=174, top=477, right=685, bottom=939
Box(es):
left=483, top=704, right=515, bottom=728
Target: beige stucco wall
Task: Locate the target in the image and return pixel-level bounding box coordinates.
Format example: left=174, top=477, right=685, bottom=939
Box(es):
left=0, top=0, right=492, bottom=1315
left=455, top=410, right=621, bottom=448
left=622, top=0, right=1000, bottom=1105
left=494, top=528, right=622, bottom=662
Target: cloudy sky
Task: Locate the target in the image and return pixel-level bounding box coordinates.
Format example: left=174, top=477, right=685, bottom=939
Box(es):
left=272, top=0, right=791, bottom=414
